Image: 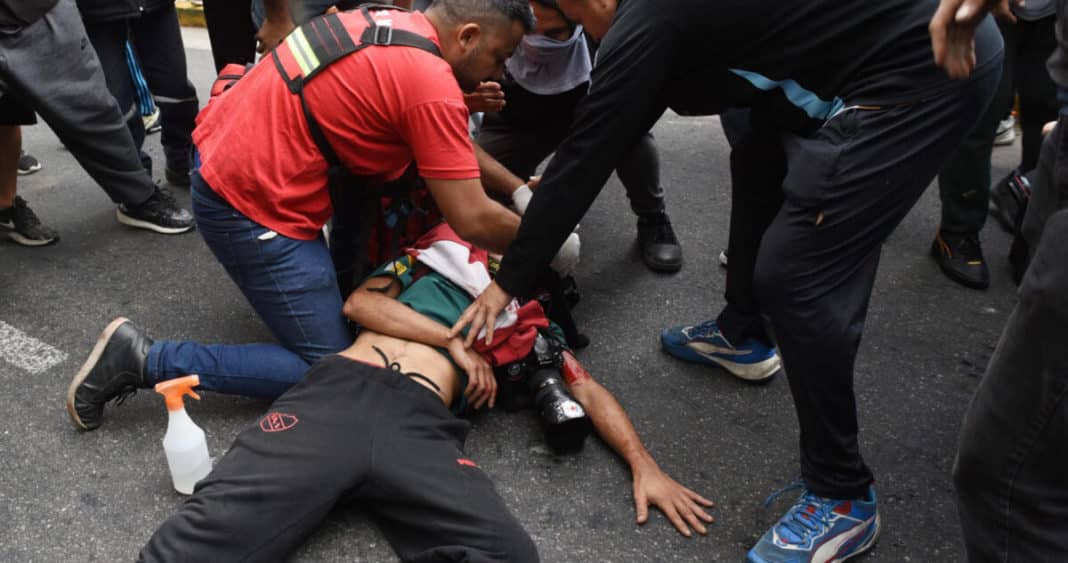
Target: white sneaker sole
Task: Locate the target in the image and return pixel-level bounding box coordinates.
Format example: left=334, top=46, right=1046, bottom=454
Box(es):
left=703, top=351, right=781, bottom=381
left=116, top=208, right=194, bottom=235
left=66, top=317, right=130, bottom=430
left=7, top=231, right=58, bottom=247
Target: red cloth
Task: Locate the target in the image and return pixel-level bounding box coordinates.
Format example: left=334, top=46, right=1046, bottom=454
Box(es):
left=406, top=223, right=549, bottom=366
left=473, top=300, right=549, bottom=367
left=193, top=10, right=478, bottom=241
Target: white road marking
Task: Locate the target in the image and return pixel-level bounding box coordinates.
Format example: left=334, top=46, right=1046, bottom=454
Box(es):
left=0, top=320, right=68, bottom=374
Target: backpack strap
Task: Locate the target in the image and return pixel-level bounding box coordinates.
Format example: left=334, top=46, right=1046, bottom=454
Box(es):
left=270, top=6, right=442, bottom=169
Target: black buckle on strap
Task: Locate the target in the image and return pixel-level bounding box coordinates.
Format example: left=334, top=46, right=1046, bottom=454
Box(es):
left=371, top=24, right=393, bottom=45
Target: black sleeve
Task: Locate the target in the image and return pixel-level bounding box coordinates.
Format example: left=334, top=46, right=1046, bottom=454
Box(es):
left=494, top=8, right=679, bottom=296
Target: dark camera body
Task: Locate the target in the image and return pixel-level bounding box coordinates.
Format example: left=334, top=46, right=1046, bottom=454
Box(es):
left=495, top=332, right=593, bottom=454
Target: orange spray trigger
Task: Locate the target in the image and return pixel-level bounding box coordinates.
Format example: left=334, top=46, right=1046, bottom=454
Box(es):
left=155, top=375, right=202, bottom=411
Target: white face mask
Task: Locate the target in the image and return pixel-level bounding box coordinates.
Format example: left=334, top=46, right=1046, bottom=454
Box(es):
left=505, top=25, right=593, bottom=96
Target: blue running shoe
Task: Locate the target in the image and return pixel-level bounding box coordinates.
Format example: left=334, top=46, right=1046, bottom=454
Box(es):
left=748, top=484, right=881, bottom=563
left=660, top=319, right=780, bottom=381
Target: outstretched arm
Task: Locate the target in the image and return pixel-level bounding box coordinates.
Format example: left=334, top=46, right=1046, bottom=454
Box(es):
left=563, top=352, right=714, bottom=537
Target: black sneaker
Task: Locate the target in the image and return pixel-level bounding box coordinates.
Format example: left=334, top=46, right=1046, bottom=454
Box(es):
left=931, top=231, right=990, bottom=290
left=66, top=318, right=153, bottom=431
left=989, top=169, right=1030, bottom=235
left=0, top=196, right=59, bottom=246
left=117, top=187, right=194, bottom=234
left=17, top=150, right=41, bottom=175
left=636, top=211, right=683, bottom=273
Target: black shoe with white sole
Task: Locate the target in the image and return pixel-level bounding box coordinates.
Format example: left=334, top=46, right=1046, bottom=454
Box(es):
left=117, top=187, right=194, bottom=234
left=66, top=317, right=153, bottom=431
left=0, top=196, right=59, bottom=246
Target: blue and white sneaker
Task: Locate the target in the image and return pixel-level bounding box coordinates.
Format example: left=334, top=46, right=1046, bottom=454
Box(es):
left=660, top=319, right=780, bottom=381
left=748, top=484, right=881, bottom=563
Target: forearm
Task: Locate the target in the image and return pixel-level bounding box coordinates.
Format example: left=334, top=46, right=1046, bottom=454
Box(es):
left=573, top=380, right=655, bottom=470
left=474, top=143, right=525, bottom=198
left=344, top=291, right=451, bottom=349
left=424, top=177, right=520, bottom=255
left=467, top=203, right=520, bottom=255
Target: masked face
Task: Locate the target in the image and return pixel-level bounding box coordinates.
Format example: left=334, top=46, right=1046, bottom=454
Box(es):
left=451, top=20, right=525, bottom=91
left=505, top=24, right=591, bottom=95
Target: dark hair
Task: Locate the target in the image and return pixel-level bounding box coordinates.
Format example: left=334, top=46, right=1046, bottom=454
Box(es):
left=529, top=0, right=560, bottom=11
left=530, top=0, right=573, bottom=26
left=430, top=0, right=536, bottom=33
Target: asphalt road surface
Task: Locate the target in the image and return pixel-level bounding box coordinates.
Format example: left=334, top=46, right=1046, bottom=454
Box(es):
left=0, top=27, right=1023, bottom=562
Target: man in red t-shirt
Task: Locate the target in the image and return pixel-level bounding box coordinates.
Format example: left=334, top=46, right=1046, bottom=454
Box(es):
left=67, top=0, right=568, bottom=431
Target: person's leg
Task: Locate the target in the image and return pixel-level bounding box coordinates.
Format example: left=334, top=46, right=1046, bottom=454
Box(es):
left=661, top=110, right=784, bottom=381
left=746, top=57, right=1000, bottom=562
left=615, top=133, right=684, bottom=272
left=1014, top=15, right=1059, bottom=174
left=124, top=41, right=155, bottom=118
left=0, top=124, right=16, bottom=209
left=954, top=209, right=1068, bottom=562
left=130, top=4, right=199, bottom=186
left=201, top=0, right=257, bottom=73
left=0, top=99, right=59, bottom=246
left=140, top=357, right=377, bottom=562
left=366, top=375, right=539, bottom=563
left=0, top=0, right=157, bottom=207
left=932, top=22, right=1015, bottom=289
left=149, top=174, right=351, bottom=388
left=1012, top=120, right=1061, bottom=280
left=81, top=17, right=151, bottom=175
left=615, top=133, right=665, bottom=216
left=67, top=173, right=350, bottom=429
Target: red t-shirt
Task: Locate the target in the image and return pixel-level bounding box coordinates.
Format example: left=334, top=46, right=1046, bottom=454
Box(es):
left=192, top=10, right=479, bottom=240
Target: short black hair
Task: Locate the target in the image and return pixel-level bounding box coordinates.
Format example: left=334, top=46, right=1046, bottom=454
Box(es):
left=529, top=0, right=560, bottom=11
left=430, top=0, right=536, bottom=33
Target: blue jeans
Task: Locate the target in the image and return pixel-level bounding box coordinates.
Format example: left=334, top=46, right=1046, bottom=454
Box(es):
left=145, top=172, right=352, bottom=398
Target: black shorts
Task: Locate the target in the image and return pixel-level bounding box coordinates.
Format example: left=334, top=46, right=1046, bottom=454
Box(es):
left=0, top=93, right=36, bottom=126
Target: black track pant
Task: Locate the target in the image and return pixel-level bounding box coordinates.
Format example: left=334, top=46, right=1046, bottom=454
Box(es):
left=83, top=4, right=199, bottom=175
left=141, top=355, right=539, bottom=563
left=716, top=54, right=1002, bottom=499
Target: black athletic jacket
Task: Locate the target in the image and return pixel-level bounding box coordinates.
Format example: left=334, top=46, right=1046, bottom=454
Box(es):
left=495, top=0, right=1003, bottom=296
left=75, top=0, right=173, bottom=23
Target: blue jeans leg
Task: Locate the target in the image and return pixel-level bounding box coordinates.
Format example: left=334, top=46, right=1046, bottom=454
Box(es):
left=145, top=172, right=352, bottom=398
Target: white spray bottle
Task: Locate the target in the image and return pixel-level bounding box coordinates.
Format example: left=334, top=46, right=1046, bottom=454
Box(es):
left=154, top=375, right=212, bottom=495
